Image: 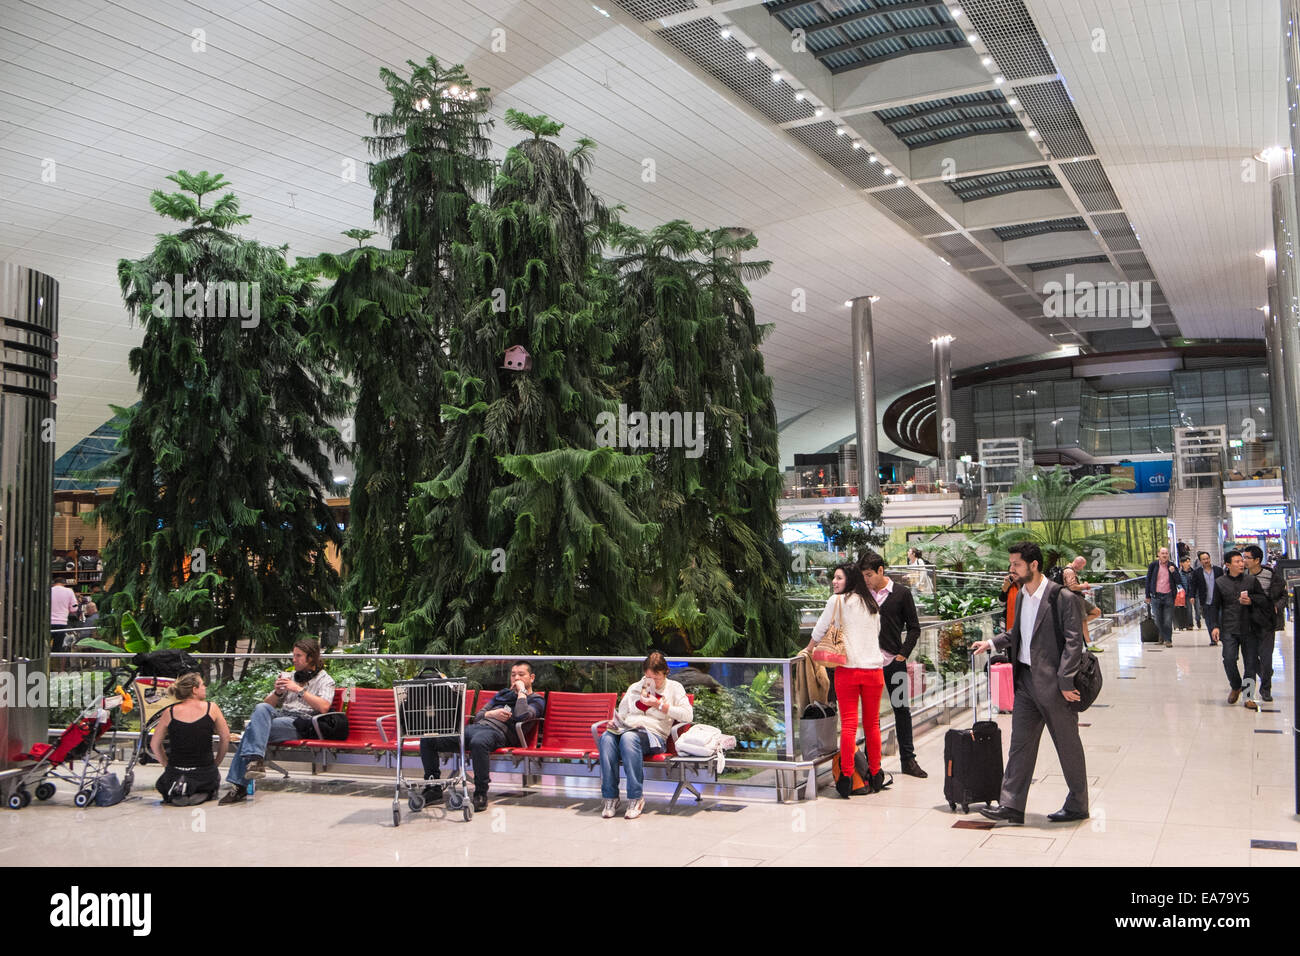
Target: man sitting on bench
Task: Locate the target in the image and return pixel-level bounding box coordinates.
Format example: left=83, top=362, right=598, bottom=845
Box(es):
left=422, top=661, right=545, bottom=813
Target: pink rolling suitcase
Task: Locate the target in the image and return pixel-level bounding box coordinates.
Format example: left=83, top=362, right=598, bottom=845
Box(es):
left=990, top=662, right=1015, bottom=713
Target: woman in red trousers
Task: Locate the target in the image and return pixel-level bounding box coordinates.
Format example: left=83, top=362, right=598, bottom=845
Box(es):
left=809, top=563, right=886, bottom=797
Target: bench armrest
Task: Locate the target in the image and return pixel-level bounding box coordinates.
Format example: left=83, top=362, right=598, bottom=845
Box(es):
left=376, top=713, right=396, bottom=742
left=513, top=715, right=542, bottom=750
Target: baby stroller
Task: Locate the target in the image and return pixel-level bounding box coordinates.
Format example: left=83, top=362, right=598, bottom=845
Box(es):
left=8, top=664, right=137, bottom=809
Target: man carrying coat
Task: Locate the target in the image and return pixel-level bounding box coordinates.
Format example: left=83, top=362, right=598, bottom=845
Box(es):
left=972, top=541, right=1088, bottom=825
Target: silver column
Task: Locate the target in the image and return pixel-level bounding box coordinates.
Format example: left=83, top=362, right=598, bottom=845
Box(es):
left=1282, top=3, right=1300, bottom=555
left=850, top=296, right=880, bottom=498
left=0, top=264, right=58, bottom=785
left=932, top=335, right=955, bottom=484
left=1265, top=256, right=1299, bottom=556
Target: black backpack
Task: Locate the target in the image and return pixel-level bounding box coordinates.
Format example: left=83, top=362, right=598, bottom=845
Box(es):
left=1047, top=585, right=1103, bottom=711
left=133, top=649, right=201, bottom=678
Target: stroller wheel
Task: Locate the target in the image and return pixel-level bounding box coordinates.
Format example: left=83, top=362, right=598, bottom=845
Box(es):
left=392, top=802, right=401, bottom=828
left=446, top=790, right=464, bottom=810
left=7, top=791, right=26, bottom=810
left=74, top=788, right=94, bottom=809
left=408, top=793, right=425, bottom=812
left=35, top=783, right=56, bottom=801
left=462, top=803, right=473, bottom=823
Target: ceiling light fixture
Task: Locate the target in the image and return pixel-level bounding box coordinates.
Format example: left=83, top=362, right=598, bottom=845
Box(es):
left=868, top=154, right=878, bottom=163
left=981, top=56, right=992, bottom=66
left=815, top=107, right=824, bottom=117
left=1258, top=248, right=1276, bottom=260
left=1028, top=128, right=1040, bottom=139
left=869, top=295, right=881, bottom=303
left=720, top=27, right=731, bottom=38
left=968, top=34, right=979, bottom=44
left=746, top=49, right=757, bottom=60
left=771, top=71, right=781, bottom=84
left=795, top=91, right=805, bottom=101
left=883, top=167, right=893, bottom=176
left=852, top=140, right=862, bottom=149
left=836, top=127, right=847, bottom=136
left=592, top=4, right=610, bottom=16
left=994, top=75, right=1005, bottom=85
left=952, top=6, right=963, bottom=16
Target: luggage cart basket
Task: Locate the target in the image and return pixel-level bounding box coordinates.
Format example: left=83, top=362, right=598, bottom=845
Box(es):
left=391, top=678, right=470, bottom=825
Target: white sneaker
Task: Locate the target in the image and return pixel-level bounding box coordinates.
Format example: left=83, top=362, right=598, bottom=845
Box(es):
left=601, top=798, right=619, bottom=819
left=625, top=797, right=645, bottom=820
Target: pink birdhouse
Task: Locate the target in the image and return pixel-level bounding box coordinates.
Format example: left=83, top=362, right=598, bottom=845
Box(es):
left=502, top=345, right=532, bottom=371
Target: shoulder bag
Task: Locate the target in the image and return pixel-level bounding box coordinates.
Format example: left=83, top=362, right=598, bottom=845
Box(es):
left=811, top=596, right=849, bottom=668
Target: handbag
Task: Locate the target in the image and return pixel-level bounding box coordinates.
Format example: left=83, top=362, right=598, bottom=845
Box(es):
left=1174, top=587, right=1186, bottom=607
left=812, top=596, right=849, bottom=668
left=798, top=701, right=839, bottom=759
left=292, top=711, right=349, bottom=740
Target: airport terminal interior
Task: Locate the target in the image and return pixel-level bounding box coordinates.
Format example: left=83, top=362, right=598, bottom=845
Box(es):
left=1, top=0, right=1298, bottom=874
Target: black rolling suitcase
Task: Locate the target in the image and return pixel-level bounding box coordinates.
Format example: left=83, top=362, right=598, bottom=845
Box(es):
left=1140, top=606, right=1160, bottom=643
left=943, top=651, right=1004, bottom=813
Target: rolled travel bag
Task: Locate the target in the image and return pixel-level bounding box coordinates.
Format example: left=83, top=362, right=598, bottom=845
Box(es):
left=943, top=651, right=1004, bottom=813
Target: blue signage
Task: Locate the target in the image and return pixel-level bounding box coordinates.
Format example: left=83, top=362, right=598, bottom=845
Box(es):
left=1133, top=460, right=1172, bottom=492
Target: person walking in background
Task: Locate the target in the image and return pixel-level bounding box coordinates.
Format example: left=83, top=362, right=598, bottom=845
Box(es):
left=1190, top=551, right=1221, bottom=646
left=809, top=563, right=887, bottom=797
left=1062, top=561, right=1102, bottom=652
left=858, top=551, right=925, bottom=778
left=1176, top=555, right=1199, bottom=631
left=971, top=541, right=1088, bottom=825
left=1242, top=545, right=1282, bottom=703
left=1145, top=546, right=1177, bottom=647
left=50, top=576, right=80, bottom=661
left=1210, top=550, right=1269, bottom=710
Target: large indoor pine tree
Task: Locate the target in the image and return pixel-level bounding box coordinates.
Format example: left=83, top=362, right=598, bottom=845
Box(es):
left=98, top=170, right=347, bottom=660
left=395, top=110, right=657, bottom=655
left=607, top=222, right=797, bottom=656
left=325, top=57, right=496, bottom=637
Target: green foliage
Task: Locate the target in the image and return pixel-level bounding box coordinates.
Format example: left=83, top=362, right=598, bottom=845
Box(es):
left=606, top=222, right=796, bottom=656
left=917, top=589, right=1000, bottom=620
left=1009, top=466, right=1126, bottom=568
left=687, top=668, right=782, bottom=754
left=75, top=610, right=219, bottom=655
left=97, top=170, right=345, bottom=659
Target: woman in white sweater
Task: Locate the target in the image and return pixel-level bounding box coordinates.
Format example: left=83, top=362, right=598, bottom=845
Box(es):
left=809, top=563, right=887, bottom=797
left=598, top=651, right=693, bottom=820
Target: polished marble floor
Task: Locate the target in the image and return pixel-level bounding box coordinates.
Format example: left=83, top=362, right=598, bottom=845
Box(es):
left=3, top=618, right=1295, bottom=867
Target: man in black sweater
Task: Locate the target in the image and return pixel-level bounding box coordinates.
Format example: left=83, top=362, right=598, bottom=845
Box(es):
left=859, top=551, right=926, bottom=777
left=1210, top=551, right=1269, bottom=710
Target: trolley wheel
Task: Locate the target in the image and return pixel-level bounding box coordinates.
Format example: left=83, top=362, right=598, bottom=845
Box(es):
left=392, top=802, right=401, bottom=828
left=446, top=790, right=464, bottom=811
left=462, top=803, right=473, bottom=823
left=122, top=772, right=134, bottom=796
left=408, top=793, right=425, bottom=812
left=35, top=782, right=56, bottom=801
left=74, top=789, right=94, bottom=809
left=7, top=791, right=26, bottom=810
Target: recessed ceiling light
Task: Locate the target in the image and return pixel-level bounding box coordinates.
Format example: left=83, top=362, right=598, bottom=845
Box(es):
left=746, top=49, right=757, bottom=60
left=1258, top=248, right=1276, bottom=259
left=952, top=6, right=963, bottom=16
left=836, top=127, right=846, bottom=136
left=968, top=34, right=979, bottom=44
left=720, top=27, right=731, bottom=38
left=868, top=154, right=878, bottom=163
left=869, top=295, right=881, bottom=303
left=844, top=300, right=853, bottom=307
left=883, top=167, right=893, bottom=176
left=1028, top=129, right=1040, bottom=139
left=1008, top=97, right=1019, bottom=107
left=795, top=91, right=805, bottom=101
left=771, top=71, right=781, bottom=83
left=981, top=57, right=992, bottom=66
left=814, top=108, right=824, bottom=117
left=852, top=140, right=862, bottom=149
left=994, top=75, right=1005, bottom=85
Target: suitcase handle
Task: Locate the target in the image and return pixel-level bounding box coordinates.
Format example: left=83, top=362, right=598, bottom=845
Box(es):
left=968, top=648, right=995, bottom=727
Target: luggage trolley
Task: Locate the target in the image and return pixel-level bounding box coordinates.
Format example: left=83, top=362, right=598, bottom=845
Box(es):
left=391, top=677, right=472, bottom=825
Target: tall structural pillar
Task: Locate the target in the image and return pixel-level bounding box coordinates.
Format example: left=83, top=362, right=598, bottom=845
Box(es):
left=932, top=335, right=955, bottom=485
left=850, top=296, right=880, bottom=498
left=0, top=264, right=58, bottom=785
left=1265, top=256, right=1299, bottom=555
left=1276, top=2, right=1300, bottom=556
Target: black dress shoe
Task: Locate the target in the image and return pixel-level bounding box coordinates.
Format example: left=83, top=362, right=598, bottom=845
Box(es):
left=835, top=774, right=853, bottom=799
left=979, top=805, right=1024, bottom=825
left=472, top=790, right=488, bottom=812
left=901, top=758, right=928, bottom=779
left=1047, top=808, right=1089, bottom=823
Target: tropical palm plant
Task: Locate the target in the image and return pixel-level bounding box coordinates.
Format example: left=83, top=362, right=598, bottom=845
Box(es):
left=1010, top=466, right=1127, bottom=568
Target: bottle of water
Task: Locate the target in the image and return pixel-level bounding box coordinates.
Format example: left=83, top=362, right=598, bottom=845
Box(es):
left=246, top=780, right=255, bottom=801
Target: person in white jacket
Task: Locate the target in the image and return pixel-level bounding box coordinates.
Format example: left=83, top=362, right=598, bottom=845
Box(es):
left=599, top=650, right=693, bottom=820
left=808, top=563, right=887, bottom=797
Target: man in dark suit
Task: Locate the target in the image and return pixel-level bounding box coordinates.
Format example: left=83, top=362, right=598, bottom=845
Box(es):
left=1243, top=545, right=1283, bottom=703
left=1190, top=551, right=1222, bottom=646
left=1212, top=550, right=1270, bottom=710
left=858, top=551, right=925, bottom=777
left=972, top=541, right=1088, bottom=825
